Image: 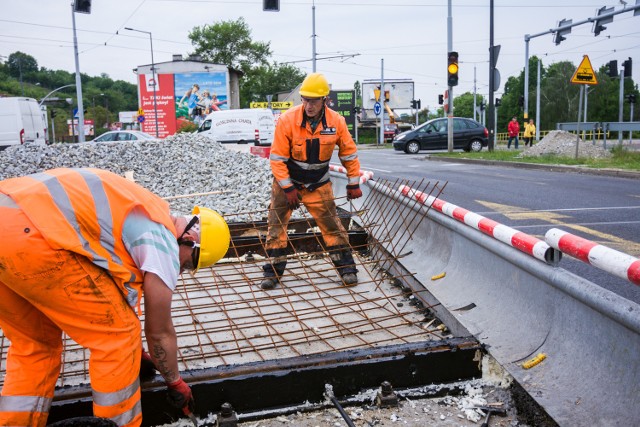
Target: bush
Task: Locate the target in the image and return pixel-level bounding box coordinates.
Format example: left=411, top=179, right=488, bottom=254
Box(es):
left=177, top=121, right=198, bottom=133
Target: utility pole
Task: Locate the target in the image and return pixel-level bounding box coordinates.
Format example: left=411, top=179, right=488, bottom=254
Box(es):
left=311, top=0, right=317, bottom=72
left=71, top=3, right=86, bottom=142
left=487, top=0, right=496, bottom=151
left=379, top=59, right=385, bottom=146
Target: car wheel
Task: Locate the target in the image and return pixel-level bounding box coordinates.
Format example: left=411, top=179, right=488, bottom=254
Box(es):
left=468, top=139, right=483, bottom=152
left=405, top=140, right=420, bottom=154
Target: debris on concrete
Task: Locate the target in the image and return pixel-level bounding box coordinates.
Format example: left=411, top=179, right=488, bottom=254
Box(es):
left=520, top=130, right=611, bottom=159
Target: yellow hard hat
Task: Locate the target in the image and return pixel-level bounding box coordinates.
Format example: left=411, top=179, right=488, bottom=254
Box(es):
left=192, top=206, right=230, bottom=269
left=299, top=73, right=330, bottom=98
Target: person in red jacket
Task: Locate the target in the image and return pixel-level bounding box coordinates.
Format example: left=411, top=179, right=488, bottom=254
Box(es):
left=507, top=116, right=520, bottom=149
left=0, top=168, right=230, bottom=427
left=260, top=73, right=362, bottom=290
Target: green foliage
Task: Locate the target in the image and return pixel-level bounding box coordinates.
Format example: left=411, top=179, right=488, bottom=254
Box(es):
left=188, top=18, right=305, bottom=106
left=453, top=92, right=483, bottom=119
left=189, top=17, right=271, bottom=73
left=7, top=52, right=38, bottom=77
left=239, top=63, right=305, bottom=108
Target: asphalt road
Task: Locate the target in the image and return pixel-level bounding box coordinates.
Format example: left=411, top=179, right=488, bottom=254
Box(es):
left=346, top=146, right=640, bottom=304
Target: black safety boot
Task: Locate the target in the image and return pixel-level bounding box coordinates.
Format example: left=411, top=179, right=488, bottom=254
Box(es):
left=341, top=273, right=358, bottom=286
left=260, top=248, right=287, bottom=290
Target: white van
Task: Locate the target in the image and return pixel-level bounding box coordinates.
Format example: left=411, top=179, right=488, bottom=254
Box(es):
left=0, top=97, right=48, bottom=150
left=197, top=108, right=275, bottom=146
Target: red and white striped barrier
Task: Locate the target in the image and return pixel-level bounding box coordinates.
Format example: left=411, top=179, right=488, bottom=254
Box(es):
left=329, top=164, right=374, bottom=184
left=399, top=185, right=556, bottom=264
left=546, top=228, right=640, bottom=286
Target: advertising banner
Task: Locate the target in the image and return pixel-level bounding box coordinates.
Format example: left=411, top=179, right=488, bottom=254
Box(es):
left=361, top=80, right=414, bottom=110
left=327, top=90, right=355, bottom=138
left=67, top=119, right=94, bottom=136
left=138, top=73, right=176, bottom=138
left=174, top=71, right=229, bottom=131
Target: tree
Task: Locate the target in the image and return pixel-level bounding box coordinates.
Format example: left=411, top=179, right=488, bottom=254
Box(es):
left=7, top=52, right=38, bottom=79
left=452, top=92, right=482, bottom=119
left=239, top=63, right=305, bottom=108
left=354, top=81, right=362, bottom=107
left=188, top=18, right=305, bottom=106
left=188, top=18, right=271, bottom=73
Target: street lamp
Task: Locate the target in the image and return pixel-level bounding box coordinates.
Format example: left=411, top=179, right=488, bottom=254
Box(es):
left=124, top=27, right=159, bottom=138
left=39, top=84, right=76, bottom=107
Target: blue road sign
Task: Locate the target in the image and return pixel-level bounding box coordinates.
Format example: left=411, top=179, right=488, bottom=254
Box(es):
left=374, top=102, right=382, bottom=116
left=137, top=115, right=145, bottom=123
left=73, top=108, right=78, bottom=118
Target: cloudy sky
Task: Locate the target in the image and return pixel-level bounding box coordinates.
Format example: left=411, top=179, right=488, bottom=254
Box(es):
left=1, top=0, right=638, bottom=113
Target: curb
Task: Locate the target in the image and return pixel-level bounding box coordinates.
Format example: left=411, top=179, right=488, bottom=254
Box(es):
left=422, top=155, right=640, bottom=180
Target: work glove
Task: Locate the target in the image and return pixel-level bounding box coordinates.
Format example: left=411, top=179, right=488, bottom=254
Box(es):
left=139, top=350, right=157, bottom=382
left=346, top=184, right=363, bottom=200
left=167, top=377, right=195, bottom=415
left=284, top=186, right=300, bottom=210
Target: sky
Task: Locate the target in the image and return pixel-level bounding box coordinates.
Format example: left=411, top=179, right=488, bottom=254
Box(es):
left=1, top=0, right=639, bottom=114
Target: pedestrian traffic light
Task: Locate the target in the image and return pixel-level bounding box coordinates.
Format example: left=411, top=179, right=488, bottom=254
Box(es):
left=495, top=98, right=501, bottom=107
left=623, top=57, right=632, bottom=78
left=74, top=0, right=92, bottom=14
left=263, top=0, right=279, bottom=11
left=447, top=51, right=459, bottom=87
left=50, top=110, right=57, bottom=119
left=438, top=94, right=444, bottom=105
left=608, top=60, right=618, bottom=78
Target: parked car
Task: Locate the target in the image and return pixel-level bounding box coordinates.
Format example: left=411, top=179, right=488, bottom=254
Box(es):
left=0, top=97, right=48, bottom=150
left=393, top=117, right=488, bottom=153
left=92, top=130, right=156, bottom=143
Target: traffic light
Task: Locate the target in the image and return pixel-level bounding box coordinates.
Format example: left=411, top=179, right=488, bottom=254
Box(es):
left=495, top=98, right=501, bottom=107
left=608, top=60, right=618, bottom=78
left=74, top=0, right=92, bottom=14
left=627, top=94, right=637, bottom=104
left=51, top=110, right=57, bottom=119
left=415, top=99, right=421, bottom=109
left=554, top=18, right=572, bottom=45
left=623, top=57, right=632, bottom=78
left=518, top=96, right=524, bottom=108
left=263, top=0, right=279, bottom=11
left=438, top=94, right=444, bottom=105
left=447, top=51, right=459, bottom=87
left=593, top=6, right=613, bottom=37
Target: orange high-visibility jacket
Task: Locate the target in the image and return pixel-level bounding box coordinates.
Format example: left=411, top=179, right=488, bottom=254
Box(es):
left=0, top=168, right=176, bottom=307
left=269, top=104, right=360, bottom=191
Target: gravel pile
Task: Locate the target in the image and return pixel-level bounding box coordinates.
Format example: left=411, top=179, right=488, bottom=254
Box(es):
left=0, top=133, right=274, bottom=220
left=521, top=130, right=612, bottom=159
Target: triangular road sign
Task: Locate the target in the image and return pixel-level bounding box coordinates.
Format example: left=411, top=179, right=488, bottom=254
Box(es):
left=571, top=55, right=598, bottom=85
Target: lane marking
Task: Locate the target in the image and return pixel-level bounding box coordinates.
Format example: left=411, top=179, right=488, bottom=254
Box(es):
left=477, top=200, right=640, bottom=255
left=360, top=166, right=392, bottom=173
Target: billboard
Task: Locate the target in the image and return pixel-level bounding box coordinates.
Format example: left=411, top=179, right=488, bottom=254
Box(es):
left=361, top=79, right=414, bottom=111
left=327, top=90, right=355, bottom=138
left=137, top=70, right=230, bottom=138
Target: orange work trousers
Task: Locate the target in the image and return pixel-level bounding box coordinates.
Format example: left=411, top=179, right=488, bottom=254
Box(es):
left=0, top=201, right=142, bottom=427
left=265, top=179, right=350, bottom=251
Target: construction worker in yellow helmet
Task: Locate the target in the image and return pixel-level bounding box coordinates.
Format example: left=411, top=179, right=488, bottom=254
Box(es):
left=0, top=168, right=230, bottom=427
left=260, top=72, right=362, bottom=290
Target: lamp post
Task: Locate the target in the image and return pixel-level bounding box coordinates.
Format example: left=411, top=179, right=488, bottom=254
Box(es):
left=39, top=84, right=76, bottom=107
left=124, top=27, right=159, bottom=137
left=71, top=3, right=86, bottom=142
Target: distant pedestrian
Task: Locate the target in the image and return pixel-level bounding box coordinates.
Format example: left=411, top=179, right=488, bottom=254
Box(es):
left=523, top=119, right=536, bottom=147
left=507, top=116, right=520, bottom=149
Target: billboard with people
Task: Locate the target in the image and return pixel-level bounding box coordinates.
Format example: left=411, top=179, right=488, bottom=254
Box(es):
left=137, top=69, right=230, bottom=138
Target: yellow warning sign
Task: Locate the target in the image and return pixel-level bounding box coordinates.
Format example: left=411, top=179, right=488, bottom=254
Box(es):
left=571, top=55, right=598, bottom=85
left=137, top=108, right=145, bottom=116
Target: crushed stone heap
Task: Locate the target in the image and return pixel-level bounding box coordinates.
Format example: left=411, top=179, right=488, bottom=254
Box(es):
left=0, top=133, right=274, bottom=220
left=521, top=130, right=612, bottom=159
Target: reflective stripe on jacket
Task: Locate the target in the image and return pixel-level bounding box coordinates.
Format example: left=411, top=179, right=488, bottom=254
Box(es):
left=0, top=168, right=176, bottom=307
left=269, top=104, right=360, bottom=191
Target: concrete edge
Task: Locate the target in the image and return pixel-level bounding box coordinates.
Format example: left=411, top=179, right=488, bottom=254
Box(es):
left=421, top=155, right=640, bottom=180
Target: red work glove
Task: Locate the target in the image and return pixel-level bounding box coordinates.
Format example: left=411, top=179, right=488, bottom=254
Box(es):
left=167, top=377, right=195, bottom=414
left=139, top=350, right=157, bottom=382
left=284, top=186, right=300, bottom=210
left=346, top=184, right=362, bottom=200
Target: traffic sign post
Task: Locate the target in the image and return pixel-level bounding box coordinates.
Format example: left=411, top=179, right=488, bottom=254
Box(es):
left=570, top=55, right=598, bottom=159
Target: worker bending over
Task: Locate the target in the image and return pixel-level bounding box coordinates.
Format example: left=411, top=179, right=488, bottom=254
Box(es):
left=260, top=73, right=363, bottom=290
left=0, top=168, right=230, bottom=427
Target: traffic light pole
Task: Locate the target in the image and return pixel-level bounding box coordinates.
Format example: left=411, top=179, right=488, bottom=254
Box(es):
left=447, top=0, right=453, bottom=153
left=71, top=3, right=86, bottom=142
left=487, top=0, right=495, bottom=151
